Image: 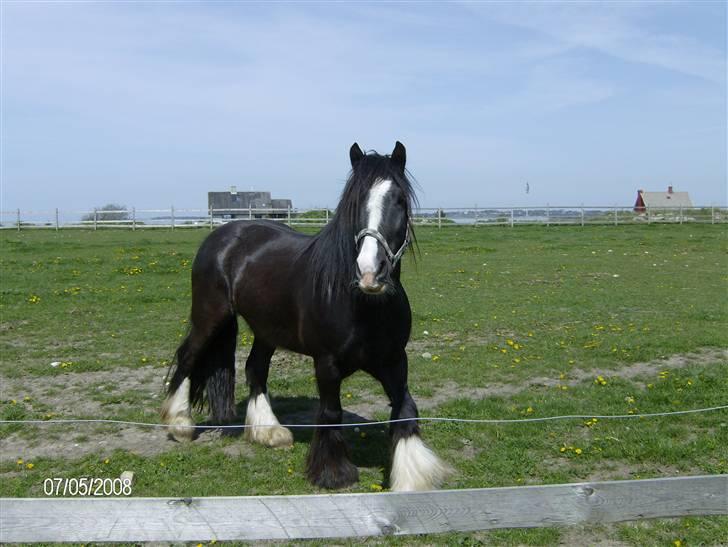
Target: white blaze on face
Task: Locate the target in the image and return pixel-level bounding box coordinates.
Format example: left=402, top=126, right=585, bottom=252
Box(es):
left=357, top=179, right=392, bottom=275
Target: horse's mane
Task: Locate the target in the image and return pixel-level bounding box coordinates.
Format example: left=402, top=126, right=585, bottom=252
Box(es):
left=304, top=150, right=418, bottom=301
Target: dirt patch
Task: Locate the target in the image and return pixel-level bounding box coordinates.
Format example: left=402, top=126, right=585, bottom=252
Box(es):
left=1, top=424, right=229, bottom=462
left=2, top=348, right=724, bottom=463
left=342, top=347, right=726, bottom=419
left=558, top=528, right=627, bottom=546
left=407, top=331, right=500, bottom=354
left=522, top=347, right=728, bottom=393
left=423, top=347, right=727, bottom=406
left=1, top=365, right=166, bottom=418
left=612, top=348, right=727, bottom=378
left=583, top=462, right=699, bottom=483
left=0, top=319, right=30, bottom=333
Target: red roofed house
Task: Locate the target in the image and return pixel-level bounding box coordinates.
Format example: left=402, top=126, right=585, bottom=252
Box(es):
left=634, top=186, right=693, bottom=213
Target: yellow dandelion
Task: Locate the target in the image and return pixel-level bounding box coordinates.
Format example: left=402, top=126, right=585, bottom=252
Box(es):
left=104, top=458, right=110, bottom=465
left=560, top=447, right=566, bottom=453
left=525, top=407, right=533, bottom=414
left=575, top=448, right=583, bottom=455
left=26, top=463, right=34, bottom=469
left=370, top=483, right=383, bottom=491
left=16, top=458, right=23, bottom=465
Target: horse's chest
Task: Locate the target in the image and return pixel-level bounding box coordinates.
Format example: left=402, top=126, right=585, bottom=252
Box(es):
left=344, top=325, right=407, bottom=368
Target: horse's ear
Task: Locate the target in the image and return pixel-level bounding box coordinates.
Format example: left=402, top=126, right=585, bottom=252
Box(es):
left=350, top=143, right=364, bottom=168
left=391, top=141, right=406, bottom=173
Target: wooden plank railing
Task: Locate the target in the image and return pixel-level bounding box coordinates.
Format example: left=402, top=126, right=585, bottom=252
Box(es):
left=1, top=475, right=726, bottom=542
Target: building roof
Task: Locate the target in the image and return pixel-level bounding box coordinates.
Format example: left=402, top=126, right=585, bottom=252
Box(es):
left=638, top=188, right=693, bottom=208
left=207, top=188, right=292, bottom=211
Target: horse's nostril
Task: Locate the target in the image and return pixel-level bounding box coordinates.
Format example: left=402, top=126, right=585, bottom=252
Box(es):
left=360, top=271, right=377, bottom=288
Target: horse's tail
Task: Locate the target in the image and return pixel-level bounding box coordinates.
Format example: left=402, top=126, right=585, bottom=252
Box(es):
left=203, top=317, right=238, bottom=423
left=164, top=316, right=238, bottom=424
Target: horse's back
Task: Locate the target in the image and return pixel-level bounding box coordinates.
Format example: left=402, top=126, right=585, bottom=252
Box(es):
left=195, top=219, right=306, bottom=264
left=192, top=220, right=310, bottom=348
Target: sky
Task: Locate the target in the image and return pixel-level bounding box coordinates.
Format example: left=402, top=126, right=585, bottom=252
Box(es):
left=1, top=1, right=726, bottom=212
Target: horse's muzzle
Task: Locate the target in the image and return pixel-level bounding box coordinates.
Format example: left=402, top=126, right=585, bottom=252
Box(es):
left=357, top=271, right=386, bottom=294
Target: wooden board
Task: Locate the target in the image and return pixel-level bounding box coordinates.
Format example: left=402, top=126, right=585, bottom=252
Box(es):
left=1, top=475, right=726, bottom=542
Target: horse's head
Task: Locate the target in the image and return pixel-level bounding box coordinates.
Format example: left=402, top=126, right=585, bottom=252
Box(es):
left=350, top=141, right=412, bottom=296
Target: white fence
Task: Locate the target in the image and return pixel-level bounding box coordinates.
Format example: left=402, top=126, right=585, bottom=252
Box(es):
left=0, top=205, right=726, bottom=230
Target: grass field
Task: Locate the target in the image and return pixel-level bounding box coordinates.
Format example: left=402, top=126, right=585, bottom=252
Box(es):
left=1, top=224, right=727, bottom=545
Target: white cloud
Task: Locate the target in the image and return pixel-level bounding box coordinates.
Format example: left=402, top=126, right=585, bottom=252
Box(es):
left=470, top=2, right=726, bottom=84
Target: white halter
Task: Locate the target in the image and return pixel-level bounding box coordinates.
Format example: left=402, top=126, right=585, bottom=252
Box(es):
left=354, top=224, right=410, bottom=266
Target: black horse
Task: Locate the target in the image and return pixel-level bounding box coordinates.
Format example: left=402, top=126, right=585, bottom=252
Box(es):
left=162, top=142, right=449, bottom=490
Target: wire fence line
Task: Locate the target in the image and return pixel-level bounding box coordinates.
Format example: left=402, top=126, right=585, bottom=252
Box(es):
left=2, top=404, right=726, bottom=431
left=1, top=205, right=726, bottom=230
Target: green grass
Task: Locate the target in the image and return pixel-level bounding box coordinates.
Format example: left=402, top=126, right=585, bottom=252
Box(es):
left=1, top=224, right=727, bottom=545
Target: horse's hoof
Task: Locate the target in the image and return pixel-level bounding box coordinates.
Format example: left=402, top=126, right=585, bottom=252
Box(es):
left=267, top=426, right=294, bottom=448
left=307, top=459, right=359, bottom=489
left=167, top=415, right=195, bottom=442
left=245, top=425, right=294, bottom=448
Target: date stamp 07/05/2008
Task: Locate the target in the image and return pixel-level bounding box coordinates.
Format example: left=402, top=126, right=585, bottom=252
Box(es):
left=42, top=476, right=133, bottom=497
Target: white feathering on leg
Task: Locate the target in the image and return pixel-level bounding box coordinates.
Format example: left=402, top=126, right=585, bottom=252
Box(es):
left=244, top=393, right=293, bottom=448
left=161, top=378, right=195, bottom=441
left=390, top=436, right=452, bottom=491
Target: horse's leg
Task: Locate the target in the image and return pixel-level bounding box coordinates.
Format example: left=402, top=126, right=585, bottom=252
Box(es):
left=376, top=352, right=451, bottom=491
left=162, top=289, right=234, bottom=441
left=162, top=320, right=220, bottom=441
left=243, top=339, right=293, bottom=448
left=306, top=356, right=358, bottom=489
